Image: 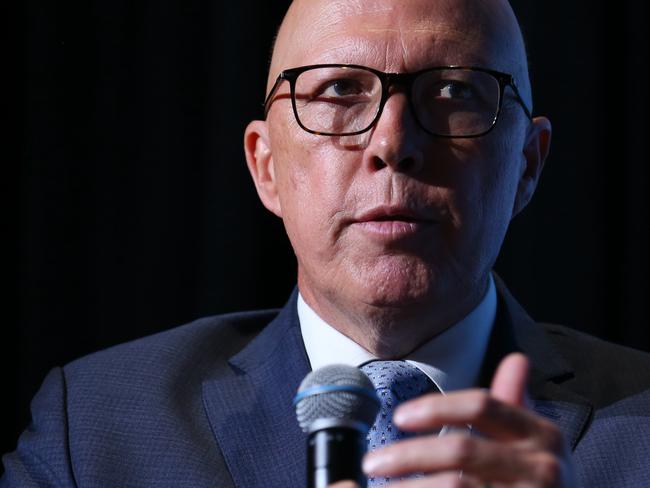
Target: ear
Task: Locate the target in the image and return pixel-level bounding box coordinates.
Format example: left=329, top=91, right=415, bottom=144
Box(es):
left=244, top=120, right=283, bottom=218
left=511, top=116, right=552, bottom=218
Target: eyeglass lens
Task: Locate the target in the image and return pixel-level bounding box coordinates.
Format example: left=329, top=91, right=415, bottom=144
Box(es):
left=292, top=66, right=501, bottom=136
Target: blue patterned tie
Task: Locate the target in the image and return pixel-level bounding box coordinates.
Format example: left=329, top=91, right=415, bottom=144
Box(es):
left=360, top=360, right=439, bottom=487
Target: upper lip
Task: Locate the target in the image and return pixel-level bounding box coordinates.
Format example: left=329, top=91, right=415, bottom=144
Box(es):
left=353, top=205, right=436, bottom=223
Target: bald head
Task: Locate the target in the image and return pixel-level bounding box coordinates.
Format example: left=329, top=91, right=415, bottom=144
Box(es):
left=268, top=0, right=532, bottom=110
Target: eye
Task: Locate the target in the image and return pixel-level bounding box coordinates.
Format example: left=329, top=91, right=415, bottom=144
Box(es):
left=321, top=78, right=364, bottom=97
left=435, top=80, right=475, bottom=100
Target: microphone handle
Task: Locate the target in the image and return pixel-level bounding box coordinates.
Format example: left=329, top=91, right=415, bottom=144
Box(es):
left=308, top=427, right=368, bottom=488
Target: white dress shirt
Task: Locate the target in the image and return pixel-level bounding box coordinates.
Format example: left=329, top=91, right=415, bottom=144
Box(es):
left=298, top=274, right=497, bottom=393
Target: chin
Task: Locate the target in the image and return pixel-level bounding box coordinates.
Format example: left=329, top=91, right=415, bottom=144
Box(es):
left=353, top=260, right=436, bottom=310
left=364, top=283, right=429, bottom=308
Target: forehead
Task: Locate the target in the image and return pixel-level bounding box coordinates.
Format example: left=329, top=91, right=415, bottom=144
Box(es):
left=272, top=0, right=519, bottom=80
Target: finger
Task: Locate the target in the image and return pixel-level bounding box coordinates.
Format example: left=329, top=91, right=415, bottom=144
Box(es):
left=490, top=352, right=529, bottom=406
left=363, top=432, right=553, bottom=482
left=393, top=389, right=559, bottom=443
left=327, top=482, right=360, bottom=488
left=387, top=471, right=481, bottom=488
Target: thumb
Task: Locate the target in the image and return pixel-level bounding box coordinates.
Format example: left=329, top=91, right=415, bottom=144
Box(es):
left=490, top=352, right=530, bottom=407
left=327, top=482, right=360, bottom=488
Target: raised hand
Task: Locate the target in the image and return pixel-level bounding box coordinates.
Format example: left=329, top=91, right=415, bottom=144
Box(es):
left=361, top=353, right=575, bottom=487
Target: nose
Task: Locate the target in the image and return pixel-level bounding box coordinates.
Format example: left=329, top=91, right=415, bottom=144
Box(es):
left=363, top=91, right=426, bottom=175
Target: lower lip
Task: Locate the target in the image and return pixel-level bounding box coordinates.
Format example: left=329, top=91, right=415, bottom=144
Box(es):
left=352, top=220, right=434, bottom=238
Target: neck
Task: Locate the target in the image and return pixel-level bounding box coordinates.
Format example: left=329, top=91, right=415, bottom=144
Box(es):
left=299, top=277, right=490, bottom=358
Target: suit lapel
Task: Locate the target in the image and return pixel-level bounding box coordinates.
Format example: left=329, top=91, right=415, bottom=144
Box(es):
left=487, top=276, right=593, bottom=449
left=202, top=291, right=311, bottom=488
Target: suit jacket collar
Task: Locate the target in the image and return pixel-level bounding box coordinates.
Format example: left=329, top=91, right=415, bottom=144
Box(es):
left=202, top=289, right=310, bottom=488
left=480, top=275, right=572, bottom=386
left=485, top=275, right=593, bottom=449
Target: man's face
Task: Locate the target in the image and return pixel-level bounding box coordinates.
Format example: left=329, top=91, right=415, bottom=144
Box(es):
left=247, top=0, right=549, bottom=332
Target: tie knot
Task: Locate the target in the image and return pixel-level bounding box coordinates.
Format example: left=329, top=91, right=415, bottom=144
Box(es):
left=360, top=360, right=436, bottom=403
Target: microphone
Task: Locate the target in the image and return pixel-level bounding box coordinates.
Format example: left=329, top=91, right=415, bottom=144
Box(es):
left=294, top=364, right=380, bottom=488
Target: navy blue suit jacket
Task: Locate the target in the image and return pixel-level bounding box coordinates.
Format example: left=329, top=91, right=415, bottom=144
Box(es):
left=3, top=279, right=650, bottom=487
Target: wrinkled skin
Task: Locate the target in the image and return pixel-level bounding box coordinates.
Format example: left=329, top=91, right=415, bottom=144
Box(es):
left=245, top=0, right=571, bottom=486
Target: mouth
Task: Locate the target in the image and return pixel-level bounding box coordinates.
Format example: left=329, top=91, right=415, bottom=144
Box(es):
left=367, top=214, right=420, bottom=223
left=351, top=205, right=436, bottom=239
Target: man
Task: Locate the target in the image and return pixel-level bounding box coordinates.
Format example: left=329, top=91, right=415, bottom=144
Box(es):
left=3, top=0, right=650, bottom=487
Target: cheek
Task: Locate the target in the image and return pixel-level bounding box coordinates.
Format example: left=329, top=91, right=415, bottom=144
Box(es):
left=269, top=119, right=358, bottom=252
left=480, top=132, right=526, bottom=218
left=277, top=143, right=348, bottom=217
left=440, top=135, right=523, bottom=247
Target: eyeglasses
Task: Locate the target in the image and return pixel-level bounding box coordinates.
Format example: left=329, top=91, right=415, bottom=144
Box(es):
left=264, top=64, right=532, bottom=138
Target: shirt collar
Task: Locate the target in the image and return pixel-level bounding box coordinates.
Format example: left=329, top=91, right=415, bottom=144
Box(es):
left=298, top=274, right=497, bottom=393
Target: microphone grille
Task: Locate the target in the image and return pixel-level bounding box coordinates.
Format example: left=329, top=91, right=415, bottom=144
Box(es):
left=294, top=364, right=379, bottom=433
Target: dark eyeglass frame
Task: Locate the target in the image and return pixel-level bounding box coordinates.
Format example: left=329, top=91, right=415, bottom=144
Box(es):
left=263, top=63, right=533, bottom=138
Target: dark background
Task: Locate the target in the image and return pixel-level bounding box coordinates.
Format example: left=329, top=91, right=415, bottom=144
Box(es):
left=5, top=0, right=649, bottom=460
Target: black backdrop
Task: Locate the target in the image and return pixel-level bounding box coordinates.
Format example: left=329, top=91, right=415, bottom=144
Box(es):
left=6, top=0, right=649, bottom=459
